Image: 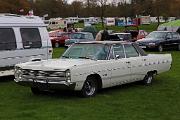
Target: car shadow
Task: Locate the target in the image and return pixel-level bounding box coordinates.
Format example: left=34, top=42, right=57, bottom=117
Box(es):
left=0, top=75, right=14, bottom=82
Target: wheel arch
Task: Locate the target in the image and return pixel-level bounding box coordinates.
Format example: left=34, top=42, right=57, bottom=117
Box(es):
left=86, top=73, right=102, bottom=90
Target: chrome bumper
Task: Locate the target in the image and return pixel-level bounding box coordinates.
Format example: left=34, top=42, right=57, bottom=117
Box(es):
left=14, top=77, right=76, bottom=90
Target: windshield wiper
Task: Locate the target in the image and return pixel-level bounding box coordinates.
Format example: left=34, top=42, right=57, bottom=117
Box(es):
left=61, top=55, right=70, bottom=58
left=78, top=56, right=90, bottom=59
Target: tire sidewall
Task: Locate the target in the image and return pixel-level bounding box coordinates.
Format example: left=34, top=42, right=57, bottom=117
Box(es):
left=81, top=77, right=98, bottom=97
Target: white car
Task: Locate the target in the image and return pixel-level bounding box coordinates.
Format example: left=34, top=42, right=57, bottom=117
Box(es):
left=14, top=41, right=172, bottom=97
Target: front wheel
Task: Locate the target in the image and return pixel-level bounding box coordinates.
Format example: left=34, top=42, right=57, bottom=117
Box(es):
left=80, top=77, right=98, bottom=97
left=55, top=42, right=59, bottom=48
left=158, top=45, right=163, bottom=52
left=142, top=73, right=154, bottom=85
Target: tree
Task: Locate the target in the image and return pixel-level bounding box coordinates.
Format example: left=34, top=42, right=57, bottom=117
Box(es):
left=97, top=0, right=108, bottom=28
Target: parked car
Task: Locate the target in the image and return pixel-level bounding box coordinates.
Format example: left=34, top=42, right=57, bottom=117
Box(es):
left=136, top=31, right=180, bottom=52
left=49, top=31, right=71, bottom=47
left=112, top=33, right=132, bottom=41
left=124, top=25, right=148, bottom=41
left=0, top=14, right=52, bottom=77
left=65, top=32, right=94, bottom=47
left=14, top=41, right=172, bottom=97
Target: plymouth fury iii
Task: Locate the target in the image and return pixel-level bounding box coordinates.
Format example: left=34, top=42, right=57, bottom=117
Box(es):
left=14, top=41, right=172, bottom=97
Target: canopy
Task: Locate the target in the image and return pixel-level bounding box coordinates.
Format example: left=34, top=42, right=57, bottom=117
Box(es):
left=158, top=20, right=180, bottom=33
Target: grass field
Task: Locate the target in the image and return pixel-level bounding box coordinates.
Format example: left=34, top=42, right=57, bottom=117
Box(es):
left=0, top=48, right=180, bottom=120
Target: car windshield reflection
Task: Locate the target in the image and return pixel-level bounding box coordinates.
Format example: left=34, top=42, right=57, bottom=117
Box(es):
left=61, top=44, right=110, bottom=60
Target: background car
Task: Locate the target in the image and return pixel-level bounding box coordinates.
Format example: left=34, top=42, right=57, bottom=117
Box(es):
left=124, top=25, right=148, bottom=41
left=49, top=31, right=71, bottom=47
left=112, top=33, right=132, bottom=41
left=65, top=32, right=94, bottom=46
left=137, top=31, right=180, bottom=52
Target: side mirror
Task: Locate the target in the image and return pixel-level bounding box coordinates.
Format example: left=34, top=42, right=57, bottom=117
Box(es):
left=115, top=55, right=120, bottom=59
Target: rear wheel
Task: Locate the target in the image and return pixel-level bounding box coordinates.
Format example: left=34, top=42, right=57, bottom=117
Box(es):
left=142, top=73, right=154, bottom=85
left=31, top=87, right=41, bottom=95
left=178, top=44, right=180, bottom=51
left=158, top=45, right=163, bottom=52
left=55, top=42, right=59, bottom=48
left=80, top=77, right=98, bottom=97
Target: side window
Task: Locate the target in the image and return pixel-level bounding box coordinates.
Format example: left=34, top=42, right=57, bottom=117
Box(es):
left=166, top=33, right=172, bottom=39
left=113, top=44, right=125, bottom=59
left=20, top=28, right=42, bottom=49
left=0, top=28, right=16, bottom=51
left=172, top=32, right=180, bottom=39
left=124, top=44, right=139, bottom=58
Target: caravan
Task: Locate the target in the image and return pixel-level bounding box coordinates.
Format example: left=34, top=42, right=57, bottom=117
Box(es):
left=0, top=14, right=52, bottom=76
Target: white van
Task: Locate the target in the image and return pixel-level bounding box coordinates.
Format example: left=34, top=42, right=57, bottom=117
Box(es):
left=0, top=14, right=52, bottom=76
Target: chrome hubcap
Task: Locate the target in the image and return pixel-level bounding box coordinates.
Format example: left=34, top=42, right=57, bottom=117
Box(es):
left=159, top=46, right=163, bottom=52
left=55, top=43, right=59, bottom=48
left=84, top=81, right=95, bottom=96
left=147, top=75, right=152, bottom=84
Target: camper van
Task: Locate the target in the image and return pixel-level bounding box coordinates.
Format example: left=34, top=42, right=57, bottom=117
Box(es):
left=47, top=18, right=67, bottom=30
left=105, top=17, right=115, bottom=26
left=0, top=14, right=52, bottom=76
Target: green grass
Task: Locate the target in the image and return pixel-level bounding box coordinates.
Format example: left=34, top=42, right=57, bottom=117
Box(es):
left=0, top=49, right=180, bottom=120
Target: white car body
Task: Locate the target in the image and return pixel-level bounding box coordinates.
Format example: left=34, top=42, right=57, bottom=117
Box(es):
left=0, top=14, right=52, bottom=76
left=14, top=41, right=172, bottom=96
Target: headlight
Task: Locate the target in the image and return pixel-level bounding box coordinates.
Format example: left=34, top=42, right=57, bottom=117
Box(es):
left=65, top=69, right=71, bottom=82
left=148, top=43, right=156, bottom=46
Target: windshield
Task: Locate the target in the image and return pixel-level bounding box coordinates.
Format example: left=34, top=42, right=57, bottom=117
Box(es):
left=61, top=44, right=110, bottom=60
left=70, top=33, right=85, bottom=39
left=146, top=32, right=166, bottom=39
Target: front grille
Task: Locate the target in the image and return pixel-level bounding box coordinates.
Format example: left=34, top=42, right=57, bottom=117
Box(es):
left=22, top=69, right=66, bottom=82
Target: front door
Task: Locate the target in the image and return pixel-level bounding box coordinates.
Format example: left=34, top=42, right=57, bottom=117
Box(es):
left=110, top=44, right=131, bottom=87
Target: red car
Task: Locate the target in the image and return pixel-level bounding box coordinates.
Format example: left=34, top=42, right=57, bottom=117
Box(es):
left=49, top=31, right=71, bottom=47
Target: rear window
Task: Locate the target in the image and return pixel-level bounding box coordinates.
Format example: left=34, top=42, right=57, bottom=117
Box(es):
left=0, top=28, right=17, bottom=51
left=20, top=28, right=42, bottom=49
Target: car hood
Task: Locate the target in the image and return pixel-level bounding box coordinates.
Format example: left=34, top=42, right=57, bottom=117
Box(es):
left=17, top=59, right=98, bottom=71
left=137, top=38, right=163, bottom=43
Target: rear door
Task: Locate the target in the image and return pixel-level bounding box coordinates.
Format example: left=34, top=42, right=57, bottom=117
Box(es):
left=124, top=44, right=145, bottom=81
left=171, top=32, right=180, bottom=47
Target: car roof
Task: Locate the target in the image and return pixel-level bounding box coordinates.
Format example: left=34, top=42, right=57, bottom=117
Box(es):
left=77, top=41, right=132, bottom=45
left=72, top=32, right=92, bottom=34
left=113, top=33, right=131, bottom=35
left=152, top=31, right=173, bottom=33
